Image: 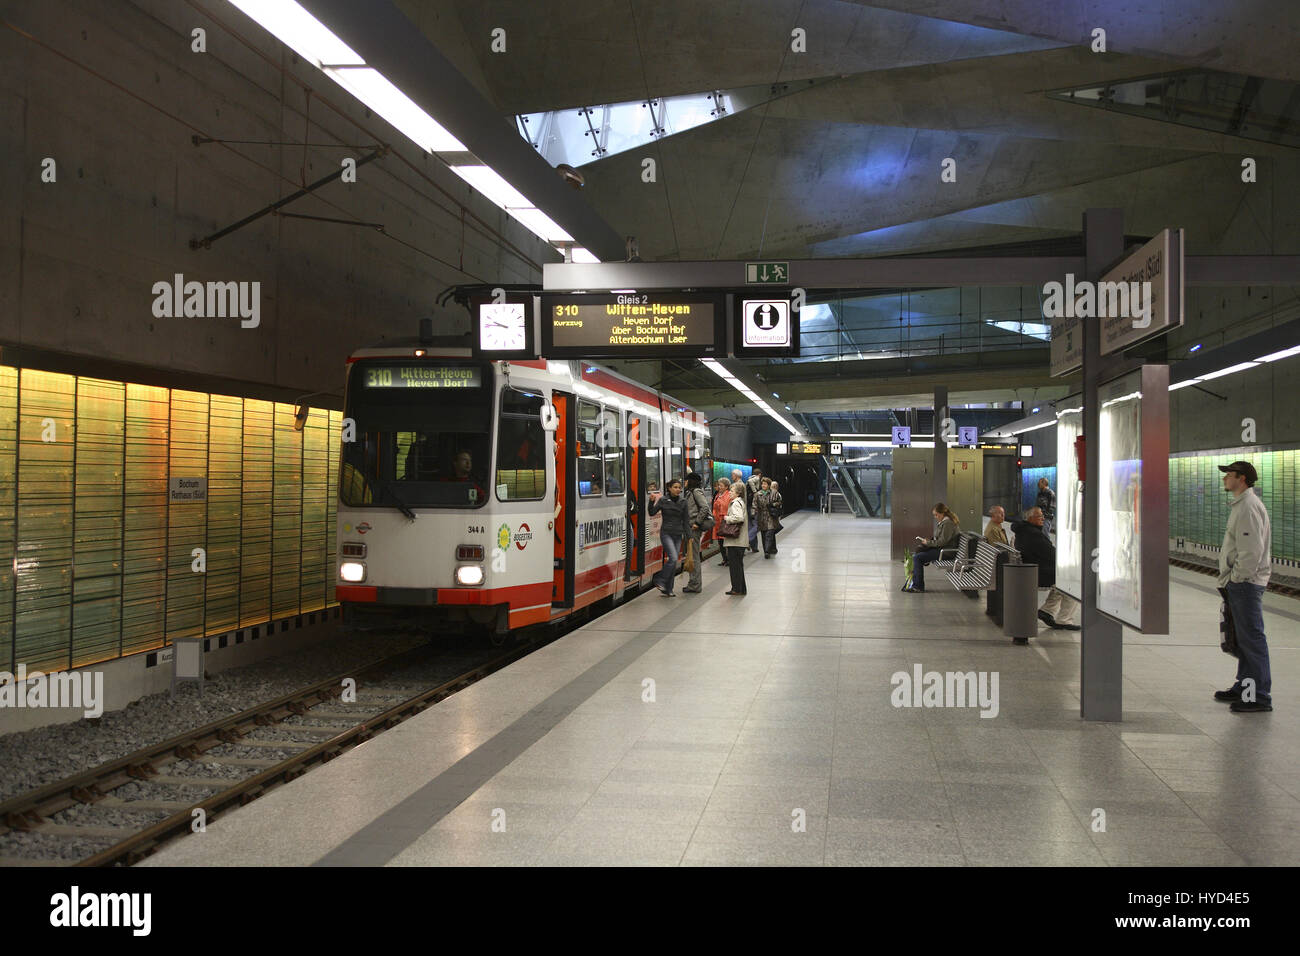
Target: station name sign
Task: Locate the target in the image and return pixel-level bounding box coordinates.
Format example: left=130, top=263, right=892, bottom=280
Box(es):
left=540, top=293, right=725, bottom=358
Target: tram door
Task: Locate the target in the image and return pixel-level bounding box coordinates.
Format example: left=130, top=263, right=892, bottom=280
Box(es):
left=626, top=415, right=645, bottom=579
left=551, top=392, right=576, bottom=608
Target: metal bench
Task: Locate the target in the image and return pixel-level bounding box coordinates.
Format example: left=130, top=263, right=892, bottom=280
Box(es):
left=937, top=532, right=1020, bottom=593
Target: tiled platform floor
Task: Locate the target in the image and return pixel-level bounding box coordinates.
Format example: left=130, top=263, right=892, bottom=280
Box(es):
left=143, top=514, right=1300, bottom=866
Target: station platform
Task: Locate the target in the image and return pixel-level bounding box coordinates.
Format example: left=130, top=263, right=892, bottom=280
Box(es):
left=142, top=514, right=1300, bottom=867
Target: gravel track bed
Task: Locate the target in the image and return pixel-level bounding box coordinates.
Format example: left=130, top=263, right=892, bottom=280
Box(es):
left=0, top=628, right=540, bottom=863
left=1, top=829, right=118, bottom=862
left=0, top=629, right=428, bottom=802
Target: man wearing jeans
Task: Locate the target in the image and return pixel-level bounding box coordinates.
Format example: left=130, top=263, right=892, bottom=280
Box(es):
left=1215, top=461, right=1273, bottom=713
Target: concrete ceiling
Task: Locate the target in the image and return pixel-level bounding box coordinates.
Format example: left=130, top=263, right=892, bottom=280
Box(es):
left=398, top=0, right=1300, bottom=410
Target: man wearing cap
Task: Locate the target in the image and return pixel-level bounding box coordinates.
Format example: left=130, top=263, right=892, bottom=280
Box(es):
left=1215, top=460, right=1273, bottom=713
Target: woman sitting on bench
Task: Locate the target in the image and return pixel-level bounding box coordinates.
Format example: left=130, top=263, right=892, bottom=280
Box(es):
left=905, top=503, right=960, bottom=594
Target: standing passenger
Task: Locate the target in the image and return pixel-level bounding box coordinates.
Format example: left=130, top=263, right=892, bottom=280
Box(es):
left=1216, top=461, right=1273, bottom=713
left=682, top=472, right=711, bottom=594
left=1035, top=478, right=1056, bottom=536
left=766, top=480, right=783, bottom=555
left=723, top=485, right=749, bottom=596
left=648, top=478, right=688, bottom=597
left=746, top=468, right=764, bottom=552
left=714, top=478, right=733, bottom=567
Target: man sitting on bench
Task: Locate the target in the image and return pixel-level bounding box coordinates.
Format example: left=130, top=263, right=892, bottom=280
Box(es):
left=1010, top=507, right=1081, bottom=630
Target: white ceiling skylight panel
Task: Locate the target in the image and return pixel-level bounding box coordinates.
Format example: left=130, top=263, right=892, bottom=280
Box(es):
left=519, top=91, right=737, bottom=166
left=226, top=0, right=599, bottom=261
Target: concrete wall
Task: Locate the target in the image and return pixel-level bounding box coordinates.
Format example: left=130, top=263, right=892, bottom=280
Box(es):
left=0, top=0, right=555, bottom=399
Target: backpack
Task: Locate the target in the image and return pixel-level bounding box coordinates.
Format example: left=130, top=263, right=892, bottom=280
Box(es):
left=692, top=488, right=714, bottom=530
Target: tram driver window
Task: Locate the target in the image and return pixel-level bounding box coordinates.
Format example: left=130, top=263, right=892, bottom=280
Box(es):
left=577, top=400, right=603, bottom=497
left=496, top=388, right=546, bottom=501
left=603, top=407, right=624, bottom=495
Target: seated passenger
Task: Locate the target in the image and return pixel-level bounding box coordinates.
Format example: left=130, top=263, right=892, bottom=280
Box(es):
left=983, top=506, right=1009, bottom=545
left=905, top=503, right=960, bottom=594
left=1009, top=507, right=1080, bottom=630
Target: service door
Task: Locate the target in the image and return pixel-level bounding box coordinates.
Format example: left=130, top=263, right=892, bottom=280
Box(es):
left=551, top=392, right=576, bottom=607
left=626, top=415, right=645, bottom=578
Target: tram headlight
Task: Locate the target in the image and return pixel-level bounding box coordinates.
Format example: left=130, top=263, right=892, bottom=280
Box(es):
left=340, top=561, right=366, bottom=583
left=456, top=565, right=484, bottom=586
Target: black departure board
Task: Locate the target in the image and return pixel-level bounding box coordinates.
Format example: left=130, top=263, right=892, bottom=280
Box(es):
left=541, top=293, right=725, bottom=358
left=360, top=366, right=482, bottom=388
left=789, top=442, right=825, bottom=455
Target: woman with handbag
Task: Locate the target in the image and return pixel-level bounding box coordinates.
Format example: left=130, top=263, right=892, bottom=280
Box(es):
left=681, top=472, right=713, bottom=593
left=713, top=478, right=733, bottom=567
left=720, top=484, right=749, bottom=595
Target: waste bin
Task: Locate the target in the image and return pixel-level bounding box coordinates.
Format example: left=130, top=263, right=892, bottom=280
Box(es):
left=1002, top=563, right=1039, bottom=645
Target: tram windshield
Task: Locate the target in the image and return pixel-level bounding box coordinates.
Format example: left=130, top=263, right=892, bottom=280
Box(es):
left=340, top=361, right=491, bottom=510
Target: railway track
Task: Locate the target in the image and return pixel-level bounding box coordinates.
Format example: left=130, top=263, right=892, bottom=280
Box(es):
left=0, top=626, right=564, bottom=867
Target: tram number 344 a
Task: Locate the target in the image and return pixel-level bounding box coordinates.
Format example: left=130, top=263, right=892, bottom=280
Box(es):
left=468, top=526, right=485, bottom=534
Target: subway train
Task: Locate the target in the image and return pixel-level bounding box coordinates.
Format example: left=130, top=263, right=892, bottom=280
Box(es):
left=334, top=343, right=712, bottom=635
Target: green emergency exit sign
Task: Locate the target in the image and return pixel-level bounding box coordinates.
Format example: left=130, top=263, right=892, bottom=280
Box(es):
left=745, top=262, right=789, bottom=284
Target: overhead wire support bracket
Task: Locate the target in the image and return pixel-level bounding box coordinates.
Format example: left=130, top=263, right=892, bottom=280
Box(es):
left=189, top=146, right=388, bottom=249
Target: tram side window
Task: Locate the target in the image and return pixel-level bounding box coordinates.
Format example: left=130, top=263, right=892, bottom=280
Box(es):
left=602, top=407, right=624, bottom=495
left=496, top=388, right=547, bottom=501
left=645, top=417, right=662, bottom=494
left=577, top=400, right=603, bottom=497
left=669, top=425, right=683, bottom=486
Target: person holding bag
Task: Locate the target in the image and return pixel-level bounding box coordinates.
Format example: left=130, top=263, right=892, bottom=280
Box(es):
left=681, top=472, right=712, bottom=593
left=720, top=486, right=749, bottom=595
left=713, top=477, right=734, bottom=567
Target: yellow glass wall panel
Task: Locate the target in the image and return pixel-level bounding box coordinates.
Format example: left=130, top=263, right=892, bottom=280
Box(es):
left=205, top=395, right=243, bottom=634
left=239, top=398, right=273, bottom=628
left=0, top=367, right=16, bottom=668
left=122, top=384, right=169, bottom=655
left=2, top=366, right=339, bottom=674
left=165, top=391, right=208, bottom=640
left=72, top=378, right=125, bottom=668
left=271, top=403, right=302, bottom=619
left=15, top=370, right=76, bottom=672
left=300, top=408, right=329, bottom=613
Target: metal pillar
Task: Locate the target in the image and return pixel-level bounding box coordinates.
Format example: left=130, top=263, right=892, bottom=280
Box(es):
left=933, top=386, right=948, bottom=508
left=1081, top=209, right=1124, bottom=721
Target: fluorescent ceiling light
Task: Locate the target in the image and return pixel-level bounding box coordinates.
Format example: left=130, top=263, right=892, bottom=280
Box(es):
left=1168, top=379, right=1202, bottom=391
left=328, top=68, right=465, bottom=151
left=451, top=165, right=531, bottom=209
left=571, top=248, right=600, bottom=264
left=1256, top=343, right=1300, bottom=363
left=1199, top=361, right=1259, bottom=381
left=227, top=0, right=362, bottom=68
left=699, top=359, right=801, bottom=437
left=498, top=206, right=575, bottom=244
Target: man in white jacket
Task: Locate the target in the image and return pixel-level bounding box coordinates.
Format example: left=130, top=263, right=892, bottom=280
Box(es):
left=1214, top=461, right=1273, bottom=713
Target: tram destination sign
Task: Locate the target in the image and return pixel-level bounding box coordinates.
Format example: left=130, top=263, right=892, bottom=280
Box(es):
left=541, top=292, right=725, bottom=358
left=361, top=366, right=483, bottom=388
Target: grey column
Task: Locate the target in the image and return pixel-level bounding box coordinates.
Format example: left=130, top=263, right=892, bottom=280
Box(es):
left=933, top=386, right=948, bottom=507
left=1081, top=209, right=1124, bottom=721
